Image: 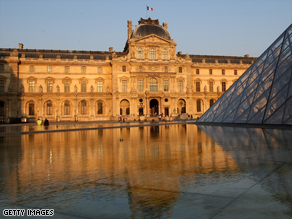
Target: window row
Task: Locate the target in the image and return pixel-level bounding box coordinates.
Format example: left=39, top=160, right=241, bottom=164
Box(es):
left=27, top=100, right=105, bottom=116
left=195, top=81, right=227, bottom=92
left=137, top=48, right=168, bottom=60
left=125, top=65, right=183, bottom=73
left=29, top=65, right=103, bottom=73
left=195, top=69, right=238, bottom=75
left=133, top=78, right=183, bottom=92
left=27, top=81, right=105, bottom=93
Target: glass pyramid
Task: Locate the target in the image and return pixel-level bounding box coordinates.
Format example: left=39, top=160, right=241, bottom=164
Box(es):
left=198, top=23, right=292, bottom=125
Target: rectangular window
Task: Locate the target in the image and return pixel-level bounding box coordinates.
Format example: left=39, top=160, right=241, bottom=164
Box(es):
left=97, top=81, right=103, bottom=92
left=164, top=80, right=169, bottom=91
left=48, top=66, right=52, bottom=72
left=0, top=80, right=4, bottom=93
left=234, top=70, right=238, bottom=75
left=122, top=80, right=127, bottom=92
left=64, top=81, right=70, bottom=92
left=82, top=66, right=86, bottom=73
left=222, top=69, right=225, bottom=75
left=209, top=82, right=213, bottom=92
left=81, top=81, right=86, bottom=92
left=98, top=67, right=102, bottom=73
left=138, top=80, right=143, bottom=92
left=209, top=69, right=212, bottom=75
left=0, top=64, right=4, bottom=71
left=0, top=101, right=4, bottom=116
left=196, top=69, right=200, bottom=75
left=222, top=82, right=226, bottom=92
left=65, top=66, right=69, bottom=73
left=179, top=80, right=183, bottom=92
left=122, top=66, right=126, bottom=72
left=47, top=81, right=53, bottom=92
left=29, top=81, right=35, bottom=92
left=196, top=82, right=200, bottom=92
left=30, top=65, right=34, bottom=72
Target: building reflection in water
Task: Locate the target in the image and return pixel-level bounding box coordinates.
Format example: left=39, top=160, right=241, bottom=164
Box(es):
left=1, top=124, right=291, bottom=217
left=198, top=125, right=292, bottom=216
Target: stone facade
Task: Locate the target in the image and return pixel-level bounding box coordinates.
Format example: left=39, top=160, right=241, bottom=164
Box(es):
left=0, top=18, right=257, bottom=122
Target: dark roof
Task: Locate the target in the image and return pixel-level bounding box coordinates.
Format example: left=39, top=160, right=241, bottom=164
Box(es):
left=132, top=24, right=170, bottom=40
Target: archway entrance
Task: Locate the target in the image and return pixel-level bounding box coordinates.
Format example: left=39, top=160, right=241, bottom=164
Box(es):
left=150, top=99, right=159, bottom=116
left=120, top=99, right=130, bottom=116
left=177, top=99, right=186, bottom=114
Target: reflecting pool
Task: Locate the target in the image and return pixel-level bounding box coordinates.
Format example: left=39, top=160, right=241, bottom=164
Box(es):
left=0, top=124, right=292, bottom=218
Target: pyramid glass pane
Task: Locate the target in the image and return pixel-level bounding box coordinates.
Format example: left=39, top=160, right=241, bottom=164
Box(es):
left=264, top=83, right=288, bottom=121
left=282, top=97, right=292, bottom=122
left=264, top=103, right=285, bottom=124
left=198, top=23, right=292, bottom=125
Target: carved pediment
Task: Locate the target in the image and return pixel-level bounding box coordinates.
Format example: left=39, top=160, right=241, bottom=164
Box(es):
left=95, top=77, right=105, bottom=83
left=62, top=77, right=72, bottom=83
left=133, top=35, right=173, bottom=44
left=27, top=76, right=38, bottom=83
left=45, top=76, right=55, bottom=83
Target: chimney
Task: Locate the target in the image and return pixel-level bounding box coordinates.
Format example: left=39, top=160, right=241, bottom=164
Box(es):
left=163, top=22, right=168, bottom=29
left=109, top=47, right=113, bottom=52
left=19, top=43, right=23, bottom=49
left=127, top=20, right=132, bottom=39
left=244, top=54, right=250, bottom=58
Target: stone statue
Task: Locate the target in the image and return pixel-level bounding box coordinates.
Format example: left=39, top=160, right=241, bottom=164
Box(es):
left=90, top=85, right=94, bottom=92
left=74, top=85, right=77, bottom=92
left=39, top=85, right=43, bottom=93
left=204, top=85, right=207, bottom=92
left=56, top=85, right=60, bottom=92
left=8, top=84, right=12, bottom=92
left=217, top=86, right=220, bottom=92
left=20, top=84, right=24, bottom=93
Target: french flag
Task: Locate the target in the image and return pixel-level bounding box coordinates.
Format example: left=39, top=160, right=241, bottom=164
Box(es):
left=147, top=6, right=153, bottom=11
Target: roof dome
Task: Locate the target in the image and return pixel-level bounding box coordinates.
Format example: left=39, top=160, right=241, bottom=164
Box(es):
left=132, top=18, right=171, bottom=40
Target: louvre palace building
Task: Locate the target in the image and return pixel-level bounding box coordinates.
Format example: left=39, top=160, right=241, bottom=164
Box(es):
left=0, top=18, right=257, bottom=122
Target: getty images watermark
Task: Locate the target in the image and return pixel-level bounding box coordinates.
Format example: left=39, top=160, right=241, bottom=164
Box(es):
left=3, top=209, right=54, bottom=216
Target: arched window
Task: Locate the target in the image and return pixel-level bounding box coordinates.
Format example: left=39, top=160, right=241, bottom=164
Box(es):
left=64, top=101, right=70, bottom=115
left=150, top=49, right=156, bottom=59
left=81, top=100, right=86, bottom=115
left=97, top=100, right=103, bottom=114
left=46, top=101, right=53, bottom=115
left=137, top=48, right=143, bottom=59
left=149, top=78, right=157, bottom=91
left=163, top=49, right=168, bottom=60
left=28, top=101, right=34, bottom=115
left=197, top=99, right=201, bottom=112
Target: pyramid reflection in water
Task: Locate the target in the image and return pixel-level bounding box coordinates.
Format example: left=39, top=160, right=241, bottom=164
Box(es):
left=198, top=24, right=292, bottom=125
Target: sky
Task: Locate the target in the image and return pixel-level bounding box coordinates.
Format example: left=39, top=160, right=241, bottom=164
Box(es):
left=0, top=0, right=291, bottom=57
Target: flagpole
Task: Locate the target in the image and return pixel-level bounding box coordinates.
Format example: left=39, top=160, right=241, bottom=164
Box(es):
left=146, top=5, right=147, bottom=18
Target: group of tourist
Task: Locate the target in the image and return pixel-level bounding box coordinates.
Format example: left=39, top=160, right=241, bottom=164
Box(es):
left=37, top=118, right=50, bottom=126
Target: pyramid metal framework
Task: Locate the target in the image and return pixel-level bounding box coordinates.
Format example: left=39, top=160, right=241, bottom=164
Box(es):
left=198, top=24, right=292, bottom=125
